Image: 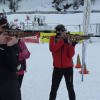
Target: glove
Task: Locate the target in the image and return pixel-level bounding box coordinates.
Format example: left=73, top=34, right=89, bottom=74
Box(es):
left=72, top=41, right=78, bottom=46
left=7, top=37, right=18, bottom=46
left=64, top=38, right=68, bottom=43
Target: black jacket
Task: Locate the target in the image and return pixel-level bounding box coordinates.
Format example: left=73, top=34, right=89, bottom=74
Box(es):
left=0, top=44, right=19, bottom=84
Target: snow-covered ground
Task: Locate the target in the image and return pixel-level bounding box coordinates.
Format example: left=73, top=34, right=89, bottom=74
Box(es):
left=21, top=41, right=100, bottom=100
left=0, top=0, right=100, bottom=100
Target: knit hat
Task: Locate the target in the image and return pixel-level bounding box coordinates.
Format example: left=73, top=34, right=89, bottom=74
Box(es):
left=0, top=14, right=9, bottom=29
left=55, top=24, right=66, bottom=34
left=0, top=13, right=7, bottom=25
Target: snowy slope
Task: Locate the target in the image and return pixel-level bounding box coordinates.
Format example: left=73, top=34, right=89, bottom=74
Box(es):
left=0, top=0, right=100, bottom=30
left=0, top=0, right=100, bottom=12
left=1, top=0, right=100, bottom=29
left=0, top=0, right=100, bottom=100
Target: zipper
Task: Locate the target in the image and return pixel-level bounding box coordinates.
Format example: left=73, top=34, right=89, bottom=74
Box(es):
left=61, top=47, right=62, bottom=67
left=61, top=46, right=64, bottom=68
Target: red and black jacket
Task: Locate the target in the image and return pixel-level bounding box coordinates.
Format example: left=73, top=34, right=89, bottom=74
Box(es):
left=49, top=36, right=75, bottom=68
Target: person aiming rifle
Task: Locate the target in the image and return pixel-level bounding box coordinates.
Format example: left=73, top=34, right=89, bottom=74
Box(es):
left=49, top=24, right=100, bottom=100
left=0, top=14, right=22, bottom=100
left=49, top=24, right=76, bottom=100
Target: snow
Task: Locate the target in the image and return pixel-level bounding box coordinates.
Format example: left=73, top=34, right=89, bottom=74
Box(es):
left=1, top=0, right=100, bottom=100
left=21, top=42, right=100, bottom=100
left=1, top=0, right=100, bottom=12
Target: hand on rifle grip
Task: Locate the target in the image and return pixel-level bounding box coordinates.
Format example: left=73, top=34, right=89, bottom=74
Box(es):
left=67, top=35, right=72, bottom=44
left=7, top=37, right=18, bottom=46
left=6, top=36, right=13, bottom=42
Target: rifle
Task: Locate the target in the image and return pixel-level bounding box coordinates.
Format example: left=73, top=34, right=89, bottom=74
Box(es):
left=56, top=32, right=100, bottom=42
left=2, top=29, right=100, bottom=42
left=2, top=29, right=37, bottom=41
left=65, top=33, right=100, bottom=42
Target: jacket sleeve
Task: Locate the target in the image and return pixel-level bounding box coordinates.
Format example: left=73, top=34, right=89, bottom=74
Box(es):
left=18, top=40, right=30, bottom=61
left=67, top=45, right=75, bottom=59
left=5, top=45, right=18, bottom=72
left=49, top=36, right=64, bottom=53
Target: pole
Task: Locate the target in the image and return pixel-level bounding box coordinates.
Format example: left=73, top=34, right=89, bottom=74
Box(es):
left=82, top=0, right=91, bottom=81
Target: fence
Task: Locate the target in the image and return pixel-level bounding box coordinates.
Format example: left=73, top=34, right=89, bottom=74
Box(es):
left=18, top=22, right=100, bottom=35
left=65, top=24, right=100, bottom=35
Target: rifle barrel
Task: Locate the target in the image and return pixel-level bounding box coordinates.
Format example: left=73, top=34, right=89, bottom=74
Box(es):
left=91, top=35, right=100, bottom=37
left=83, top=35, right=100, bottom=37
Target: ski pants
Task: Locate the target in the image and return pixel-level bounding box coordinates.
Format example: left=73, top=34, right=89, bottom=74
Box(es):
left=49, top=67, right=76, bottom=100
left=0, top=80, right=21, bottom=100
left=17, top=74, right=24, bottom=88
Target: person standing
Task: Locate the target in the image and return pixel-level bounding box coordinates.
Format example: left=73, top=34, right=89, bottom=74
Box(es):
left=49, top=24, right=77, bottom=100
left=17, top=38, right=30, bottom=88
left=0, top=18, right=21, bottom=100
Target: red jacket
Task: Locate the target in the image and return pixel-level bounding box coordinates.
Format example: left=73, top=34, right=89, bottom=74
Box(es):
left=49, top=36, right=75, bottom=68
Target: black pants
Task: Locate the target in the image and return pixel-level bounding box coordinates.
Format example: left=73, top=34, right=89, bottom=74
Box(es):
left=17, top=74, right=24, bottom=88
left=49, top=67, right=76, bottom=100
left=0, top=80, right=21, bottom=100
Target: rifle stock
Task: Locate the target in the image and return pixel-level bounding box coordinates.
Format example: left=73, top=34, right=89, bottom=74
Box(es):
left=5, top=30, right=36, bottom=38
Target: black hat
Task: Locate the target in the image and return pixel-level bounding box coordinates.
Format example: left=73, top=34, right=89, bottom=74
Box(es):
left=0, top=15, right=7, bottom=25
left=0, top=17, right=7, bottom=26
left=0, top=14, right=9, bottom=29
left=0, top=13, right=7, bottom=25
left=55, top=24, right=66, bottom=34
